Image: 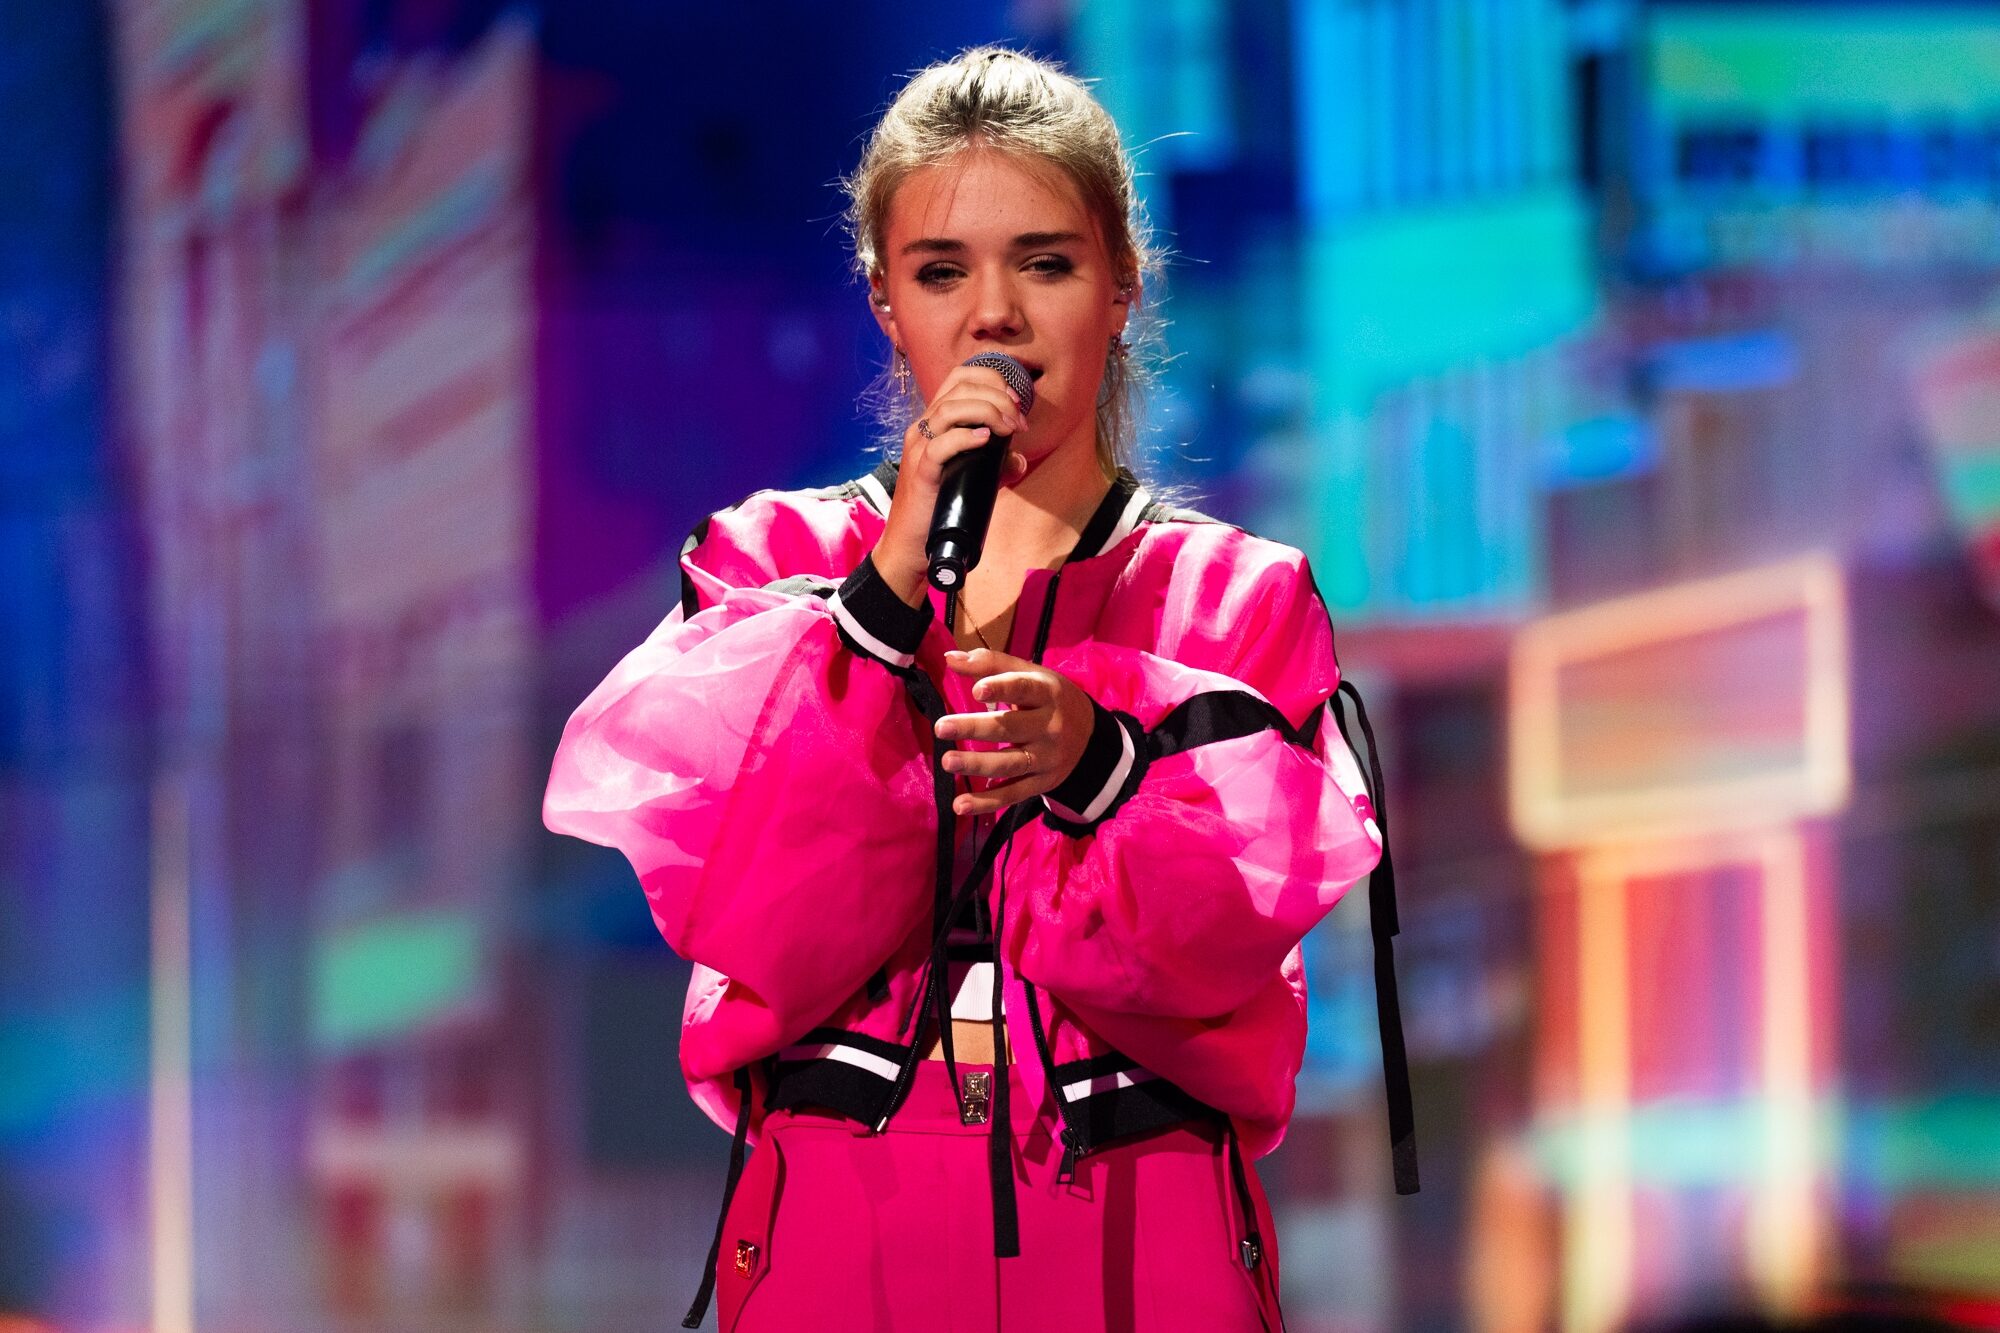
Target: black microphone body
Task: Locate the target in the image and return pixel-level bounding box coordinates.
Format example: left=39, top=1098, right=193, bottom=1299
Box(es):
left=926, top=352, right=1037, bottom=591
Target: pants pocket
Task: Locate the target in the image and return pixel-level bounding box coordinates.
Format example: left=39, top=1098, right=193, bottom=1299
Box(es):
left=1127, top=1130, right=1278, bottom=1333
left=715, top=1131, right=787, bottom=1333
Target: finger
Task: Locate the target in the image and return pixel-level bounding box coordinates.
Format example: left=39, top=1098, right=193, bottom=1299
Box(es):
left=906, top=415, right=1012, bottom=483
left=936, top=364, right=1028, bottom=411
left=940, top=746, right=1038, bottom=781
left=953, top=772, right=1048, bottom=817
left=935, top=707, right=1038, bottom=744
left=969, top=672, right=1058, bottom=710
left=943, top=647, right=1034, bottom=678
left=927, top=385, right=1026, bottom=436
left=912, top=423, right=997, bottom=472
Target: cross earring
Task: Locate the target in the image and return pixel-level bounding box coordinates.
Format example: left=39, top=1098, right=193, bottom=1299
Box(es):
left=894, top=347, right=912, bottom=393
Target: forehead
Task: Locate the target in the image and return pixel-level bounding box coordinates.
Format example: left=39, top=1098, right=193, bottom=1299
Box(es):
left=883, top=149, right=1102, bottom=250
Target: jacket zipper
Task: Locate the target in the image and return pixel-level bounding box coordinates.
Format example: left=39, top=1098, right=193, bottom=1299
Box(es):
left=1021, top=976, right=1088, bottom=1181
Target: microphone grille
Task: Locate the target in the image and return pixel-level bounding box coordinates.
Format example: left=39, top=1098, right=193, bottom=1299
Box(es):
left=962, top=352, right=1036, bottom=414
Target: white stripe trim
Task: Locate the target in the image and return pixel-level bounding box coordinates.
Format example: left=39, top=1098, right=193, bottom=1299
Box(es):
left=828, top=590, right=917, bottom=667
left=1103, top=486, right=1151, bottom=551
left=947, top=961, right=997, bottom=1021
left=1060, top=1067, right=1159, bottom=1101
left=1045, top=719, right=1136, bottom=825
left=857, top=472, right=893, bottom=516
left=776, top=1041, right=902, bottom=1082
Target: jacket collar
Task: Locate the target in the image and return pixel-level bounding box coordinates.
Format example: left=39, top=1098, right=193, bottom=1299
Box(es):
left=862, top=458, right=1149, bottom=565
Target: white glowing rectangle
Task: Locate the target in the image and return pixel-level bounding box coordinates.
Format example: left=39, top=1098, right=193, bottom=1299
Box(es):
left=1509, top=554, right=1851, bottom=851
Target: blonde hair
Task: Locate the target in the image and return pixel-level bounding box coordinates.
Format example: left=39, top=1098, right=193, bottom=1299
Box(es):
left=843, top=46, right=1163, bottom=478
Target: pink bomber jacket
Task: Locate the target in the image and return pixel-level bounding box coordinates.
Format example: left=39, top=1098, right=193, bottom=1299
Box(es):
left=543, top=461, right=1416, bottom=1300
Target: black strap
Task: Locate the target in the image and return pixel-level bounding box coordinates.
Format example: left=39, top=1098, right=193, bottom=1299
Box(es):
left=1328, top=680, right=1419, bottom=1195
left=681, top=1065, right=755, bottom=1328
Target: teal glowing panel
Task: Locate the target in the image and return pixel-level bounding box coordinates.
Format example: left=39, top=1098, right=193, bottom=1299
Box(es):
left=1303, top=187, right=1594, bottom=404
left=311, top=910, right=485, bottom=1051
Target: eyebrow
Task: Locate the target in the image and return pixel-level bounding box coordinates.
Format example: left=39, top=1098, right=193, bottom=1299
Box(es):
left=898, top=230, right=1090, bottom=257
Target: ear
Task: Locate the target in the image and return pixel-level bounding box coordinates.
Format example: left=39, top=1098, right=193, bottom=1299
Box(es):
left=1114, top=274, right=1139, bottom=333
left=868, top=274, right=899, bottom=345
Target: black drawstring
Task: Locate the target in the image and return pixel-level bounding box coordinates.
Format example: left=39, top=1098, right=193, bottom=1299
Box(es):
left=989, top=832, right=1020, bottom=1256
left=1330, top=679, right=1419, bottom=1195
left=1224, top=1123, right=1288, bottom=1332
left=682, top=1066, right=755, bottom=1328
left=1223, top=1122, right=1262, bottom=1264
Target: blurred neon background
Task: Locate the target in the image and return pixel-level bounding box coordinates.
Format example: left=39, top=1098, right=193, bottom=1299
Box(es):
left=6, top=1, right=2000, bottom=1330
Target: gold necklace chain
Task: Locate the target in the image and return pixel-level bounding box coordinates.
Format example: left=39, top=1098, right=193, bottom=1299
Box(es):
left=956, top=592, right=998, bottom=652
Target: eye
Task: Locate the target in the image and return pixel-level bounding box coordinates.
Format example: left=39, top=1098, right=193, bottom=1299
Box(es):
left=1026, top=255, right=1075, bottom=276
left=915, top=264, right=963, bottom=288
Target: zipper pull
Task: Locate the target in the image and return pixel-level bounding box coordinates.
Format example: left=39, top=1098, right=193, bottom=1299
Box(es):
left=1056, top=1126, right=1083, bottom=1183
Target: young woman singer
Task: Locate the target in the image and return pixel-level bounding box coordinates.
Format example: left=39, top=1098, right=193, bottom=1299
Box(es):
left=544, top=45, right=1415, bottom=1333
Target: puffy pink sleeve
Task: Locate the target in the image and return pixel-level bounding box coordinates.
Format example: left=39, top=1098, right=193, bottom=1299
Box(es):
left=543, top=518, right=939, bottom=1077
left=1000, top=548, right=1382, bottom=1026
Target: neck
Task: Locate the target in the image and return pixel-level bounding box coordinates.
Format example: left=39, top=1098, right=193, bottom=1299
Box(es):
left=983, top=433, right=1115, bottom=571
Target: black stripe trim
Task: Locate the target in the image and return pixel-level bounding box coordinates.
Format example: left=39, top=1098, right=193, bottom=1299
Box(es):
left=1065, top=471, right=1141, bottom=560
left=1051, top=1050, right=1146, bottom=1081
left=1043, top=698, right=1132, bottom=812
left=1067, top=1078, right=1220, bottom=1151
left=1150, top=689, right=1306, bottom=759
left=764, top=1059, right=897, bottom=1127
left=1301, top=698, right=1327, bottom=749
left=832, top=553, right=933, bottom=665
left=1040, top=708, right=1147, bottom=836
left=1043, top=690, right=1305, bottom=838
left=678, top=516, right=714, bottom=617
left=784, top=1026, right=912, bottom=1065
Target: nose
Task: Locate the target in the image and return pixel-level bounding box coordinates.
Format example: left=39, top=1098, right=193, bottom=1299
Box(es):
left=968, top=265, right=1023, bottom=343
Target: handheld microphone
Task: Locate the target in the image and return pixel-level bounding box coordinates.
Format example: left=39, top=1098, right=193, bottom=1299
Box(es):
left=926, top=352, right=1037, bottom=591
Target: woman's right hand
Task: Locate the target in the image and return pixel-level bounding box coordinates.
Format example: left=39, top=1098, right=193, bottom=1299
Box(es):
left=872, top=363, right=1029, bottom=607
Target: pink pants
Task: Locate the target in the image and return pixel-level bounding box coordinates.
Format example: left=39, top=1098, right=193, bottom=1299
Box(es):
left=711, top=1060, right=1285, bottom=1333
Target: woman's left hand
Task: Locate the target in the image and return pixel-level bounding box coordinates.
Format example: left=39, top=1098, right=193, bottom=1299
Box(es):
left=936, top=648, right=1096, bottom=816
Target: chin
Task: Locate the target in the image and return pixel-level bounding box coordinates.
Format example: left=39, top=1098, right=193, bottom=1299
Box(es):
left=1010, top=442, right=1062, bottom=477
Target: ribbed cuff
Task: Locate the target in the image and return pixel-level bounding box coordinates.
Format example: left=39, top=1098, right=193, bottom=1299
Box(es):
left=829, top=554, right=932, bottom=668
left=1043, top=703, right=1146, bottom=833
